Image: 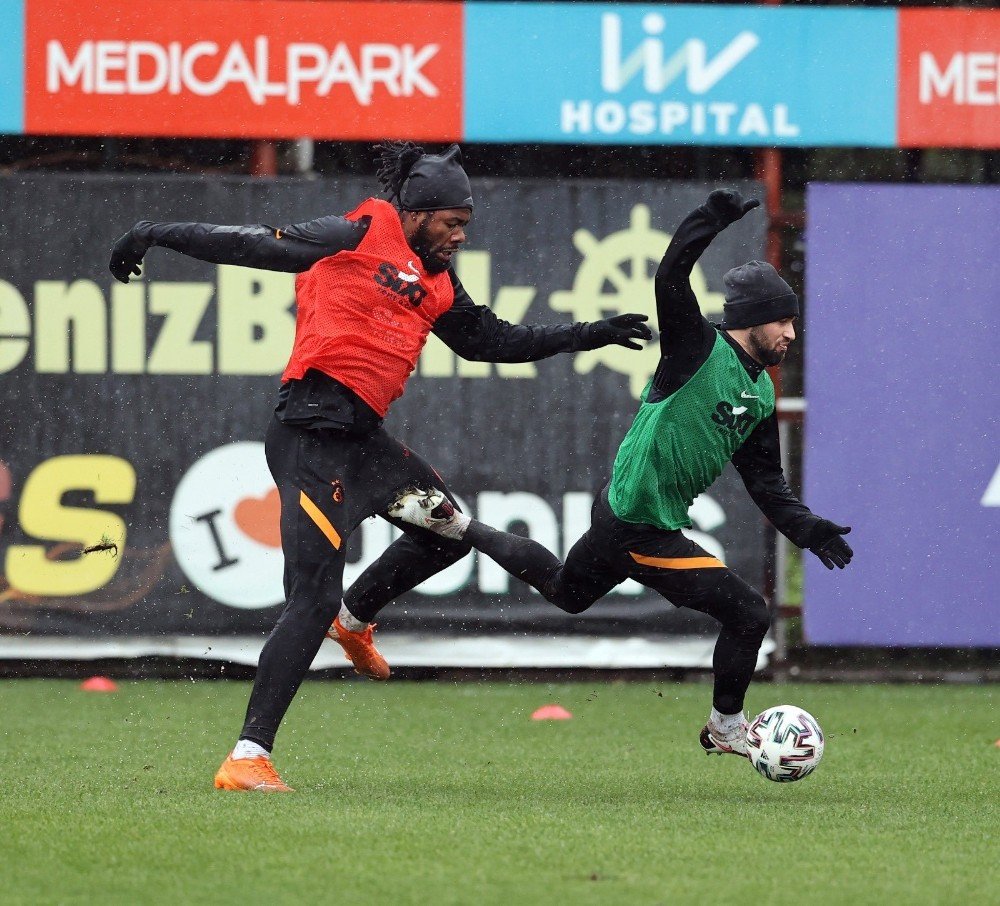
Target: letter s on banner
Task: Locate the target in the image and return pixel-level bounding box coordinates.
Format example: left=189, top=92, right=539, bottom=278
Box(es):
left=5, top=455, right=136, bottom=596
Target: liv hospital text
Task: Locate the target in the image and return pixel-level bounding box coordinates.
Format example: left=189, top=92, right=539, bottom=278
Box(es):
left=560, top=13, right=798, bottom=141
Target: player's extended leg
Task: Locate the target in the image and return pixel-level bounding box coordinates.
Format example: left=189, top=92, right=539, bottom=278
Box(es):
left=620, top=534, right=769, bottom=756
left=343, top=504, right=471, bottom=625
left=216, top=418, right=357, bottom=792
left=388, top=488, right=624, bottom=613
left=335, top=436, right=471, bottom=640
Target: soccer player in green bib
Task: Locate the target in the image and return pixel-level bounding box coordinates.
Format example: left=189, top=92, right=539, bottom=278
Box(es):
left=387, top=189, right=854, bottom=758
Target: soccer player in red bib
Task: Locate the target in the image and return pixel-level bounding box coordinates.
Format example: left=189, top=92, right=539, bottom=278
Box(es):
left=110, top=143, right=651, bottom=791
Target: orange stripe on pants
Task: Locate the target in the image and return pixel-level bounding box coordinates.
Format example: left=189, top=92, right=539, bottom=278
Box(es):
left=629, top=551, right=724, bottom=570
left=299, top=490, right=342, bottom=550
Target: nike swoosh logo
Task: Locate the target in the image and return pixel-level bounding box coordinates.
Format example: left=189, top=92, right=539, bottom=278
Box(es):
left=740, top=392, right=759, bottom=399
left=397, top=260, right=421, bottom=283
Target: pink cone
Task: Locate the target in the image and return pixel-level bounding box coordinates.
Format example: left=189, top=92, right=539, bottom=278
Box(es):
left=531, top=704, right=573, bottom=721
left=80, top=676, right=118, bottom=692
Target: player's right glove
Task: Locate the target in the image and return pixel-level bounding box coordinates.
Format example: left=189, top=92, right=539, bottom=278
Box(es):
left=807, top=519, right=853, bottom=570
left=703, top=189, right=760, bottom=227
left=109, top=223, right=152, bottom=283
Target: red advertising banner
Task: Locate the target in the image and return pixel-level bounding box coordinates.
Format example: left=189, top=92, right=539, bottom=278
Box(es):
left=898, top=9, right=1000, bottom=149
left=24, top=0, right=463, bottom=139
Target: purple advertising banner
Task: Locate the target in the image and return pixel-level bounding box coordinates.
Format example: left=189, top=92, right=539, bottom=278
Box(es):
left=804, top=184, right=1000, bottom=646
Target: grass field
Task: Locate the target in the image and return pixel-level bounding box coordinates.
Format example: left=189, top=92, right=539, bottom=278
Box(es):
left=2, top=679, right=996, bottom=905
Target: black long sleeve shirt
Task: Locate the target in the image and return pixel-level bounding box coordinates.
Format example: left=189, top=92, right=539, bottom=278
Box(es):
left=646, top=202, right=820, bottom=549
left=135, top=214, right=597, bottom=363
left=135, top=211, right=604, bottom=432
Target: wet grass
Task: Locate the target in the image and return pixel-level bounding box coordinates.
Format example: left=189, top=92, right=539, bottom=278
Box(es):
left=1, top=680, right=996, bottom=904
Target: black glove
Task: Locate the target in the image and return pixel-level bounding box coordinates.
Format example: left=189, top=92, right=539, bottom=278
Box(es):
left=807, top=519, right=853, bottom=570
left=109, top=225, right=152, bottom=283
left=703, top=189, right=760, bottom=227
left=582, top=313, right=652, bottom=351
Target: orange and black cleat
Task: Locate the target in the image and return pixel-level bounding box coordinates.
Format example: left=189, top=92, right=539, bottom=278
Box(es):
left=214, top=753, right=293, bottom=792
left=326, top=616, right=391, bottom=680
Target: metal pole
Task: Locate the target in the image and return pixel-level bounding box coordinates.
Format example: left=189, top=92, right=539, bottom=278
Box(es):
left=249, top=140, right=278, bottom=177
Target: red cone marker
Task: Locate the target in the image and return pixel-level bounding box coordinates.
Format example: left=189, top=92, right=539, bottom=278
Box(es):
left=531, top=704, right=573, bottom=721
left=80, top=676, right=118, bottom=692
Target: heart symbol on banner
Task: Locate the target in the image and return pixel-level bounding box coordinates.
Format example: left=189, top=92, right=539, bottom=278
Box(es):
left=234, top=488, right=281, bottom=548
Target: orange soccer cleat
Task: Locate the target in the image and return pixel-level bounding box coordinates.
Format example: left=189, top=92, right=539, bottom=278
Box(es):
left=326, top=616, right=391, bottom=680
left=214, top=753, right=294, bottom=792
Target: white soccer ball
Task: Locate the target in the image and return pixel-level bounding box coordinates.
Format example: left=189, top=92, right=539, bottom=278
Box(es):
left=745, top=705, right=825, bottom=783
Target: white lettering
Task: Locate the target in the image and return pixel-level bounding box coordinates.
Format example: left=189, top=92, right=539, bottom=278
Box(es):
left=708, top=101, right=738, bottom=135
left=659, top=101, right=688, bottom=133
left=361, top=44, right=402, bottom=101
left=920, top=51, right=964, bottom=104
left=691, top=102, right=706, bottom=135
left=317, top=42, right=368, bottom=103
left=126, top=42, right=168, bottom=95
left=182, top=42, right=220, bottom=96
left=966, top=53, right=998, bottom=105
left=773, top=103, right=800, bottom=138
left=168, top=42, right=183, bottom=94
left=95, top=41, right=127, bottom=94
left=601, top=12, right=758, bottom=94
left=629, top=100, right=656, bottom=135
left=684, top=32, right=759, bottom=94
left=207, top=41, right=263, bottom=105
left=286, top=43, right=327, bottom=106
left=47, top=40, right=92, bottom=93
left=560, top=98, right=798, bottom=139
left=44, top=38, right=440, bottom=106
left=403, top=44, right=440, bottom=98
left=561, top=100, right=592, bottom=133
left=595, top=100, right=626, bottom=133
left=920, top=51, right=1000, bottom=107
left=737, top=103, right=770, bottom=137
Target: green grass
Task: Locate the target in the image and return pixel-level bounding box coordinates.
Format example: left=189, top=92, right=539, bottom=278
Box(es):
left=1, top=680, right=996, bottom=905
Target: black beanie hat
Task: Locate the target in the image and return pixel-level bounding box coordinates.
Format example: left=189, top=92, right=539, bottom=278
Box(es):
left=399, top=144, right=474, bottom=212
left=720, top=261, right=799, bottom=329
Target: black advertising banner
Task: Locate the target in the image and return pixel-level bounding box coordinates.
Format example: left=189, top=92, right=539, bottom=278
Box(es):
left=0, top=174, right=768, bottom=663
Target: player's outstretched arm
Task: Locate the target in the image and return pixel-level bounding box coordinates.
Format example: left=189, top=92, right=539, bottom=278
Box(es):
left=732, top=415, right=853, bottom=570
left=654, top=190, right=760, bottom=350
left=432, top=273, right=651, bottom=363
left=109, top=215, right=366, bottom=283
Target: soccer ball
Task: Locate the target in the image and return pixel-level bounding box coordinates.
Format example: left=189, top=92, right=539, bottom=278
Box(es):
left=745, top=705, right=825, bottom=783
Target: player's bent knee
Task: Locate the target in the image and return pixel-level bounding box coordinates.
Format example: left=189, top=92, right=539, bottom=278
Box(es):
left=739, top=594, right=771, bottom=640
left=544, top=577, right=598, bottom=614
left=549, top=596, right=591, bottom=615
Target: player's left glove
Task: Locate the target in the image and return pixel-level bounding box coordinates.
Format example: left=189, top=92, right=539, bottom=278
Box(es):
left=109, top=223, right=152, bottom=284
left=582, top=313, right=653, bottom=351
left=703, top=189, right=760, bottom=227
left=807, top=519, right=853, bottom=570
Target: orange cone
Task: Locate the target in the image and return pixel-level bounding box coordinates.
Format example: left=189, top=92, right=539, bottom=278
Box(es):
left=80, top=676, right=118, bottom=692
left=531, top=704, right=573, bottom=721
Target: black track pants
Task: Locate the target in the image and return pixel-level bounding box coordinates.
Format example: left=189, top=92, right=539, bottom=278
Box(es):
left=460, top=490, right=770, bottom=715
left=239, top=416, right=468, bottom=750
